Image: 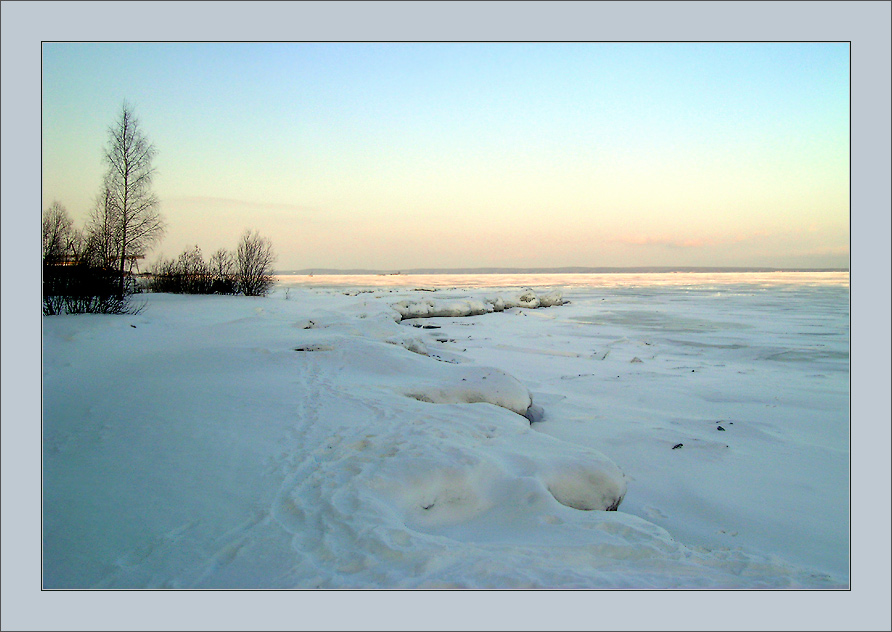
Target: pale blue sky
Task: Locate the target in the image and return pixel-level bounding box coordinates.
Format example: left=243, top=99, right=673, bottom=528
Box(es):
left=42, top=42, right=850, bottom=270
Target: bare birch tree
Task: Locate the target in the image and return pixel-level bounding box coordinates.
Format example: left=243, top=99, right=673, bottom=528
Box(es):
left=103, top=102, right=165, bottom=296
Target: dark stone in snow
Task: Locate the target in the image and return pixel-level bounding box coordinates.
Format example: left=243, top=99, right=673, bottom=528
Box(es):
left=524, top=404, right=545, bottom=424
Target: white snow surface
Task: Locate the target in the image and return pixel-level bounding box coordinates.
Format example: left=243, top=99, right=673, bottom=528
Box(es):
left=41, top=273, right=850, bottom=589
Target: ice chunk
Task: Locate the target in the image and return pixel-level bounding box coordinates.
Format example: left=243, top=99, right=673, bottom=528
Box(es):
left=392, top=298, right=492, bottom=320
left=392, top=289, right=563, bottom=321
left=489, top=288, right=563, bottom=310
left=538, top=290, right=564, bottom=307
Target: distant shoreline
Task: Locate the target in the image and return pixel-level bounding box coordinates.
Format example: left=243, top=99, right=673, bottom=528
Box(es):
left=276, top=267, right=849, bottom=276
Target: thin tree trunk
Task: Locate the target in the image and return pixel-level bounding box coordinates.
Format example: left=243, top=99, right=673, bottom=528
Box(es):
left=118, top=118, right=129, bottom=299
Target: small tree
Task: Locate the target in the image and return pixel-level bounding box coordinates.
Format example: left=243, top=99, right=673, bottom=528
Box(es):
left=176, top=245, right=211, bottom=294
left=82, top=186, right=121, bottom=270
left=235, top=230, right=276, bottom=296
left=42, top=201, right=78, bottom=265
left=148, top=256, right=179, bottom=293
left=209, top=248, right=237, bottom=294
left=42, top=202, right=79, bottom=314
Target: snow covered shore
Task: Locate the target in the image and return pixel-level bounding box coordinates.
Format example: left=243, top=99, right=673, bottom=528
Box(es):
left=41, top=275, right=850, bottom=590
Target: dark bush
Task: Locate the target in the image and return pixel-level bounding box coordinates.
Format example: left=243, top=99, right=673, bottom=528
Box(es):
left=43, top=262, right=140, bottom=315
left=235, top=230, right=276, bottom=297
left=148, top=245, right=238, bottom=295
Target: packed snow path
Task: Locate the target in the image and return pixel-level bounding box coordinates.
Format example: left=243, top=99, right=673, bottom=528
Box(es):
left=42, top=281, right=848, bottom=588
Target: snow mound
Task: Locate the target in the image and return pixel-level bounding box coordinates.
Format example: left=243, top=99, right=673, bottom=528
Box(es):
left=538, top=290, right=565, bottom=307
left=392, top=298, right=491, bottom=319
left=539, top=455, right=627, bottom=511
left=366, top=418, right=626, bottom=533
left=393, top=288, right=563, bottom=320
left=403, top=365, right=533, bottom=417
left=385, top=333, right=431, bottom=356
left=370, top=414, right=627, bottom=532
left=489, top=288, right=564, bottom=311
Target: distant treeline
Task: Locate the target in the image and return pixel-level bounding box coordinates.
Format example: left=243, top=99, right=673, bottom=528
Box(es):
left=278, top=266, right=850, bottom=276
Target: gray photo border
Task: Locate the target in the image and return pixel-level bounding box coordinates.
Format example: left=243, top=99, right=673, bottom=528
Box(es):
left=3, top=2, right=889, bottom=631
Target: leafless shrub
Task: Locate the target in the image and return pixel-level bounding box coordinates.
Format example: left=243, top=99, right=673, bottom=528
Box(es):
left=149, top=245, right=239, bottom=295
left=235, top=230, right=276, bottom=297
left=208, top=248, right=237, bottom=295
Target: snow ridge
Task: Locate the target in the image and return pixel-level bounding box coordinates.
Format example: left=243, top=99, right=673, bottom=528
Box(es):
left=392, top=288, right=564, bottom=320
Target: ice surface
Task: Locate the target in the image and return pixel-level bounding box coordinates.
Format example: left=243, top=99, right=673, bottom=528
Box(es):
left=41, top=273, right=850, bottom=589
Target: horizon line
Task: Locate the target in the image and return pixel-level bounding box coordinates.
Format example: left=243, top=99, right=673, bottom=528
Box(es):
left=275, top=266, right=850, bottom=276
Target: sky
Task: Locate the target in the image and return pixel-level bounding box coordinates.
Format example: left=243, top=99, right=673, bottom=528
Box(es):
left=41, top=42, right=850, bottom=271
